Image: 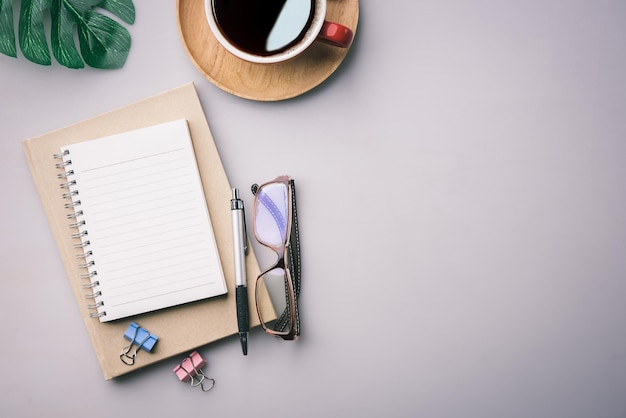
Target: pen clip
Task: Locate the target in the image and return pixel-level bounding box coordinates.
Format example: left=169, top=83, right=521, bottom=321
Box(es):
left=241, top=205, right=249, bottom=255
left=232, top=188, right=249, bottom=255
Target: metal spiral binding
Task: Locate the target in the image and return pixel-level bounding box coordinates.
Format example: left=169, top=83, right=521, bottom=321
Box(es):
left=54, top=149, right=105, bottom=319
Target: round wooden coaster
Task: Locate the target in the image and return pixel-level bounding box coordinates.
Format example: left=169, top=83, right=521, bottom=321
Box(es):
left=176, top=0, right=359, bottom=101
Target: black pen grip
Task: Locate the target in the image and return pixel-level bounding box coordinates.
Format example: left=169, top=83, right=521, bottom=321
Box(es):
left=236, top=286, right=249, bottom=332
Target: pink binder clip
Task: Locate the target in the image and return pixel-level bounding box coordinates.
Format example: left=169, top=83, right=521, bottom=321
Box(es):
left=173, top=351, right=215, bottom=392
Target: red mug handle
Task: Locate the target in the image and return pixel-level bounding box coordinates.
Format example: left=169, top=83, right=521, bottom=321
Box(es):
left=317, top=21, right=353, bottom=48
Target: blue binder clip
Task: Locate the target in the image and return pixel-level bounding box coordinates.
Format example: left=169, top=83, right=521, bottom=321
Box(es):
left=120, top=322, right=158, bottom=366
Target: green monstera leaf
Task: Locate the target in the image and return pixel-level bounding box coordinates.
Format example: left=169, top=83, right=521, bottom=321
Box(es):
left=0, top=0, right=135, bottom=69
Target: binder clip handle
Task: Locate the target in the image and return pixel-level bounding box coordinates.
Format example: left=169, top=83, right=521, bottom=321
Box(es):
left=192, top=372, right=215, bottom=392
left=120, top=345, right=141, bottom=366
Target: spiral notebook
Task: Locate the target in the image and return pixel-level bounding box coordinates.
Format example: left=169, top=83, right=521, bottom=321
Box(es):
left=55, top=119, right=227, bottom=322
left=22, top=83, right=274, bottom=379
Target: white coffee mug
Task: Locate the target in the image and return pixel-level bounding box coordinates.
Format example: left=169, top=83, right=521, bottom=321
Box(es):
left=205, top=0, right=353, bottom=64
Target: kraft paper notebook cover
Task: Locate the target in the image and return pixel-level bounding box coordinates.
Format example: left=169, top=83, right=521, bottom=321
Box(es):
left=22, top=83, right=274, bottom=379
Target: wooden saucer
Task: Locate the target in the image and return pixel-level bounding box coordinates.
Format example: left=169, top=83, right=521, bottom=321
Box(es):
left=176, top=0, right=359, bottom=101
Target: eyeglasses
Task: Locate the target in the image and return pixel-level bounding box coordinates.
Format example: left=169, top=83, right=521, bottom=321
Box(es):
left=251, top=175, right=301, bottom=340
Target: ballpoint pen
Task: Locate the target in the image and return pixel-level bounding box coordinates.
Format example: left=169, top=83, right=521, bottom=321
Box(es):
left=231, top=188, right=249, bottom=355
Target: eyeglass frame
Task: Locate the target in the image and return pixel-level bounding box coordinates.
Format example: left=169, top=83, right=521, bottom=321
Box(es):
left=251, top=175, right=301, bottom=340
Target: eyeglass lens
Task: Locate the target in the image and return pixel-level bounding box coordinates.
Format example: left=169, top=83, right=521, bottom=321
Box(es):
left=254, top=182, right=288, bottom=248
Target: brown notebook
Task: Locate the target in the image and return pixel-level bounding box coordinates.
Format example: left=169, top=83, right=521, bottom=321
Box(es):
left=22, top=83, right=273, bottom=379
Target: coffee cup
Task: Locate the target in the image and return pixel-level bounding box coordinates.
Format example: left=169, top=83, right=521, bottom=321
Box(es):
left=204, top=0, right=354, bottom=64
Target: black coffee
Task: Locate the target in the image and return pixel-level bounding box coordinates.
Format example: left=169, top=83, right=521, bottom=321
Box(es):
left=212, top=0, right=315, bottom=56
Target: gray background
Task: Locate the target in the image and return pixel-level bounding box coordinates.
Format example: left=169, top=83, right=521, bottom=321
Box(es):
left=2, top=1, right=626, bottom=417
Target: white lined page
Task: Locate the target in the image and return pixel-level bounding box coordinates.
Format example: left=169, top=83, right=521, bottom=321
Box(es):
left=61, top=119, right=226, bottom=322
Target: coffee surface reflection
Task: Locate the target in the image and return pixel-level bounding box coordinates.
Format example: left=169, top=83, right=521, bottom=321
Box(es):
left=213, top=0, right=315, bottom=56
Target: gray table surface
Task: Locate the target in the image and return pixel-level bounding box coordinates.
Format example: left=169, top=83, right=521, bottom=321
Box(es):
left=2, top=1, right=625, bottom=417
